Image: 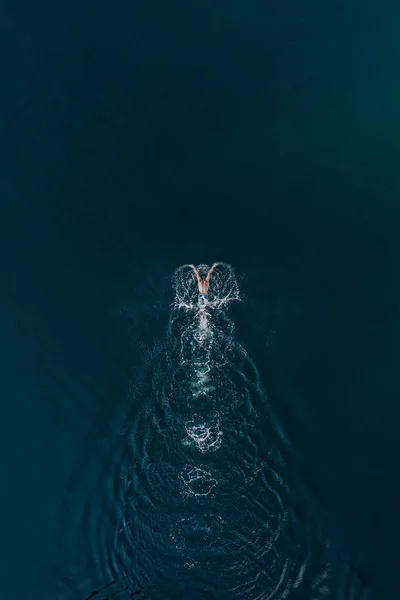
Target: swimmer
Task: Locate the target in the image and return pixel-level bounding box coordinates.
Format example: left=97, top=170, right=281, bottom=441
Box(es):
left=189, top=263, right=218, bottom=309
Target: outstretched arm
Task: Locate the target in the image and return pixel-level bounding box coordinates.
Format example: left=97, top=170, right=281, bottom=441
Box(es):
left=205, top=262, right=218, bottom=283
left=188, top=264, right=201, bottom=283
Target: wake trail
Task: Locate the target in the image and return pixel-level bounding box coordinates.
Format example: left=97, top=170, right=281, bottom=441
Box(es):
left=114, top=263, right=368, bottom=600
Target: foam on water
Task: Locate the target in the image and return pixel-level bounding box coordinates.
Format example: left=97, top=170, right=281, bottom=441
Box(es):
left=183, top=421, right=223, bottom=453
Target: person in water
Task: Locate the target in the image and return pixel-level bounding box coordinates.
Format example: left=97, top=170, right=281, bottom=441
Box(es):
left=189, top=263, right=218, bottom=309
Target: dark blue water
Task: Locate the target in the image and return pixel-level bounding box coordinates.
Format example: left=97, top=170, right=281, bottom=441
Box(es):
left=1, top=0, right=400, bottom=598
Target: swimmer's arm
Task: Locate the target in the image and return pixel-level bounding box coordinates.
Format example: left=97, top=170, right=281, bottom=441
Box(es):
left=205, top=263, right=218, bottom=282
left=188, top=264, right=201, bottom=282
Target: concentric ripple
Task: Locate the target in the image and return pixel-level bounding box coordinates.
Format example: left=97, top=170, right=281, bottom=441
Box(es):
left=61, top=263, right=369, bottom=599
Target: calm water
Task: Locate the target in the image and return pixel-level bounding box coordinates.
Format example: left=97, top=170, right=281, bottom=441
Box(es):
left=1, top=1, right=400, bottom=598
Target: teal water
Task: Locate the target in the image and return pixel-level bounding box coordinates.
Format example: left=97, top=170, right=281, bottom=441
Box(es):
left=1, top=0, right=400, bottom=598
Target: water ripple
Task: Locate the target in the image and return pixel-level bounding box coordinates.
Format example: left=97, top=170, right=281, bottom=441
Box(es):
left=63, top=263, right=369, bottom=599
